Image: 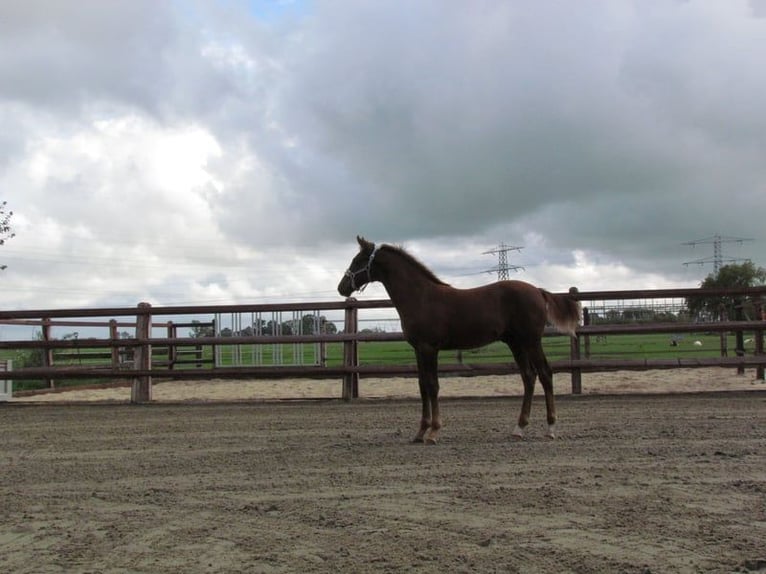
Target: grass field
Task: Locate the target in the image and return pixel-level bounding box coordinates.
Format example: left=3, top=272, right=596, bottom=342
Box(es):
left=341, top=332, right=748, bottom=365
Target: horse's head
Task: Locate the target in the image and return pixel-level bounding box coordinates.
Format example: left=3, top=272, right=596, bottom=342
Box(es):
left=338, top=236, right=380, bottom=297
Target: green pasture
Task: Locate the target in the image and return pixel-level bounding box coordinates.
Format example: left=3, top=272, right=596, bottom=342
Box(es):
left=346, top=332, right=750, bottom=365
left=3, top=330, right=757, bottom=392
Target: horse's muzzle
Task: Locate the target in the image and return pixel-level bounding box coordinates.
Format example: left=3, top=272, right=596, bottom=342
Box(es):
left=338, top=277, right=353, bottom=297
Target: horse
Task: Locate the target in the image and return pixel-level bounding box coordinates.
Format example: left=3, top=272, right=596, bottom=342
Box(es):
left=337, top=236, right=581, bottom=444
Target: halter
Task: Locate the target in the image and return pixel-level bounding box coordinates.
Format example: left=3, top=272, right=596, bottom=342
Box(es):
left=344, top=244, right=380, bottom=292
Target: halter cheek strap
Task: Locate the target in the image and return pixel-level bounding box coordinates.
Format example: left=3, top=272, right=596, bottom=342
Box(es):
left=344, top=245, right=381, bottom=292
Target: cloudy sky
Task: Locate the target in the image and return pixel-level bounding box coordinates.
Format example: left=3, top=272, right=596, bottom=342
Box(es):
left=1, top=0, right=763, bottom=312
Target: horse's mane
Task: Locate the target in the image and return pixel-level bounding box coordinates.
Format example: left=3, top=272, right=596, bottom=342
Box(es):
left=381, top=244, right=450, bottom=287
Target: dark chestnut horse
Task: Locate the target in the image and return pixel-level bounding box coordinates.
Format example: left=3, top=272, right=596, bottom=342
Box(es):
left=338, top=236, right=581, bottom=444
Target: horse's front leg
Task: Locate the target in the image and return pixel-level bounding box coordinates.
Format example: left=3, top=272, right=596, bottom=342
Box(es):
left=413, top=375, right=431, bottom=443
left=413, top=349, right=440, bottom=444
left=425, top=382, right=441, bottom=445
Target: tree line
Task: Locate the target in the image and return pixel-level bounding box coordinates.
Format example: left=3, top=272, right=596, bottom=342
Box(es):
left=189, top=315, right=338, bottom=338
left=685, top=261, right=765, bottom=321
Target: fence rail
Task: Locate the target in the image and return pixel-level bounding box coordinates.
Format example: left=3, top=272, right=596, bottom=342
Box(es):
left=1, top=286, right=764, bottom=401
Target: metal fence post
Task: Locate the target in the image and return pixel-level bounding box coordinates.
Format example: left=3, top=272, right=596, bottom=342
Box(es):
left=757, top=299, right=765, bottom=381
left=131, top=302, right=153, bottom=403
left=734, top=301, right=745, bottom=375
left=167, top=321, right=176, bottom=369
left=569, top=287, right=582, bottom=394
left=109, top=319, right=120, bottom=369
left=582, top=307, right=591, bottom=359
left=0, top=359, right=11, bottom=401
left=719, top=303, right=728, bottom=358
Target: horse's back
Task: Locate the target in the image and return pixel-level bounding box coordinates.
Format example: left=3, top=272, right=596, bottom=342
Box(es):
left=447, top=280, right=548, bottom=342
left=488, top=280, right=549, bottom=340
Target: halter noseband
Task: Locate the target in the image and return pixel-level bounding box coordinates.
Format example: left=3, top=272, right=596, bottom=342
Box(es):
left=344, top=244, right=380, bottom=292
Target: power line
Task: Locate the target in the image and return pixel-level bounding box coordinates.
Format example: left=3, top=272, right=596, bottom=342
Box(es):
left=483, top=242, right=524, bottom=280
left=682, top=234, right=753, bottom=273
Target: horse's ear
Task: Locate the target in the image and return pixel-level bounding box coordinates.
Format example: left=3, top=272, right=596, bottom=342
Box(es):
left=357, top=236, right=373, bottom=251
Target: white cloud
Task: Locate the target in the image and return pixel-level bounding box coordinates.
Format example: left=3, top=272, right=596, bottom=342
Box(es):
left=1, top=1, right=763, bottom=312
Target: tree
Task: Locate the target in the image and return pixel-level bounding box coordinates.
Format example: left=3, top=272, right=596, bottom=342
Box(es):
left=320, top=316, right=338, bottom=335
left=686, top=261, right=766, bottom=320
left=300, top=314, right=338, bottom=335
left=189, top=320, right=215, bottom=338
left=0, top=200, right=14, bottom=271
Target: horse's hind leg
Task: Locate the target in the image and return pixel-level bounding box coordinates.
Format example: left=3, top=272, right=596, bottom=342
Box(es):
left=509, top=344, right=536, bottom=439
left=529, top=342, right=557, bottom=439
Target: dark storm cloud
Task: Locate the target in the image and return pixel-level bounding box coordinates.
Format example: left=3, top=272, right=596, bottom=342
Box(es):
left=252, top=1, right=763, bottom=277
left=1, top=1, right=764, bottom=308
left=0, top=1, right=177, bottom=113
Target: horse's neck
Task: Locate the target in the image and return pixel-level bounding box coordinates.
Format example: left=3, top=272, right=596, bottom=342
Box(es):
left=377, top=251, right=439, bottom=311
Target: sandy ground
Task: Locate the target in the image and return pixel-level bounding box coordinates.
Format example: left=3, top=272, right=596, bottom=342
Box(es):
left=1, top=391, right=765, bottom=573
left=8, top=366, right=766, bottom=402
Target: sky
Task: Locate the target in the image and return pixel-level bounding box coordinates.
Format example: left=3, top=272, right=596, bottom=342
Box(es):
left=1, top=0, right=764, bottom=314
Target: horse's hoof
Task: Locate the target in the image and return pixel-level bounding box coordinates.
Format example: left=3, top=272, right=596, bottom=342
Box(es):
left=546, top=424, right=556, bottom=440
left=412, top=437, right=425, bottom=444
left=512, top=424, right=525, bottom=440
left=425, top=437, right=438, bottom=445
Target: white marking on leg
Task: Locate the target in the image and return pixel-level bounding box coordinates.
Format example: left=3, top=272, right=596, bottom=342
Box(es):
left=512, top=424, right=525, bottom=439
left=547, top=423, right=556, bottom=439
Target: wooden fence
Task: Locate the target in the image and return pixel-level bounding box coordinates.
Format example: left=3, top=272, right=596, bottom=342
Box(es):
left=0, top=286, right=764, bottom=402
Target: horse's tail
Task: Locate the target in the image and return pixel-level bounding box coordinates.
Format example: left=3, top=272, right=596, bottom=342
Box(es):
left=540, top=289, right=581, bottom=337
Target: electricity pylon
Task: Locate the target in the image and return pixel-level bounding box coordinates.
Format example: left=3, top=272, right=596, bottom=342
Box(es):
left=483, top=242, right=523, bottom=280
left=682, top=234, right=753, bottom=273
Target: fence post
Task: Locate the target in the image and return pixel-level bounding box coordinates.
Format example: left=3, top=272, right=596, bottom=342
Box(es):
left=569, top=287, right=582, bottom=394
left=41, top=318, right=55, bottom=389
left=131, top=302, right=153, bottom=403
left=582, top=307, right=591, bottom=359
left=342, top=299, right=359, bottom=401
